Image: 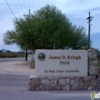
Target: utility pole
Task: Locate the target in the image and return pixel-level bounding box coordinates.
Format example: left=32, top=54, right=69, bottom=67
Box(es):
left=29, top=9, right=30, bottom=17
left=86, top=12, right=93, bottom=49
left=24, top=9, right=31, bottom=18
left=24, top=9, right=31, bottom=61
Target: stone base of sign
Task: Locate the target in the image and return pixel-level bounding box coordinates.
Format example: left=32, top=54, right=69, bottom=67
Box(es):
left=29, top=49, right=100, bottom=90
left=29, top=75, right=100, bottom=91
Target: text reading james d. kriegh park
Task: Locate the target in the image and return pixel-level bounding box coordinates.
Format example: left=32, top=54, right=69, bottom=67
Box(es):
left=35, top=50, right=87, bottom=77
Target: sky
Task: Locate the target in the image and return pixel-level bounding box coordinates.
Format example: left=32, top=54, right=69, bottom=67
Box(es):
left=0, top=0, right=100, bottom=51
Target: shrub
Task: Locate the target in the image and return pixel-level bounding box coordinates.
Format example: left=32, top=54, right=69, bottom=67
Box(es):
left=0, top=52, right=25, bottom=58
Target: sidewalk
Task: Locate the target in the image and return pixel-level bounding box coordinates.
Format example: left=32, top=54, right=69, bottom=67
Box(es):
left=0, top=60, right=35, bottom=75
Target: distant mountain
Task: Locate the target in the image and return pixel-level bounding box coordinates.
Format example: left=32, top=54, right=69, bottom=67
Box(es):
left=1, top=49, right=8, bottom=53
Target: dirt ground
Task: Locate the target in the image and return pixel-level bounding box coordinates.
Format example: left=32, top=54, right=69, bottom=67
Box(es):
left=0, top=61, right=35, bottom=75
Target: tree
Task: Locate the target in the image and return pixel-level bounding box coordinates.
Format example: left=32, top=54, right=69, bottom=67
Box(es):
left=3, top=5, right=89, bottom=60
left=29, top=5, right=89, bottom=49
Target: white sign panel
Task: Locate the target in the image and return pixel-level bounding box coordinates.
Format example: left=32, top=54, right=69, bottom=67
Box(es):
left=35, top=50, right=88, bottom=77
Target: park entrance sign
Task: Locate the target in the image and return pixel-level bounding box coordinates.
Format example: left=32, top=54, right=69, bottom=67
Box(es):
left=35, top=50, right=88, bottom=77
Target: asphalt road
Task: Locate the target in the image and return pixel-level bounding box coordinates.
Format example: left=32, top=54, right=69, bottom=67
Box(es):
left=0, top=73, right=99, bottom=100
left=0, top=73, right=29, bottom=91
left=0, top=90, right=95, bottom=100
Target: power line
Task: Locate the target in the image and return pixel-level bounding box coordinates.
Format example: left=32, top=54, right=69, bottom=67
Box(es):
left=31, top=0, right=35, bottom=13
left=32, top=0, right=34, bottom=10
left=17, top=0, right=24, bottom=14
left=23, top=0, right=27, bottom=11
left=28, top=0, right=30, bottom=9
left=5, top=0, right=16, bottom=19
